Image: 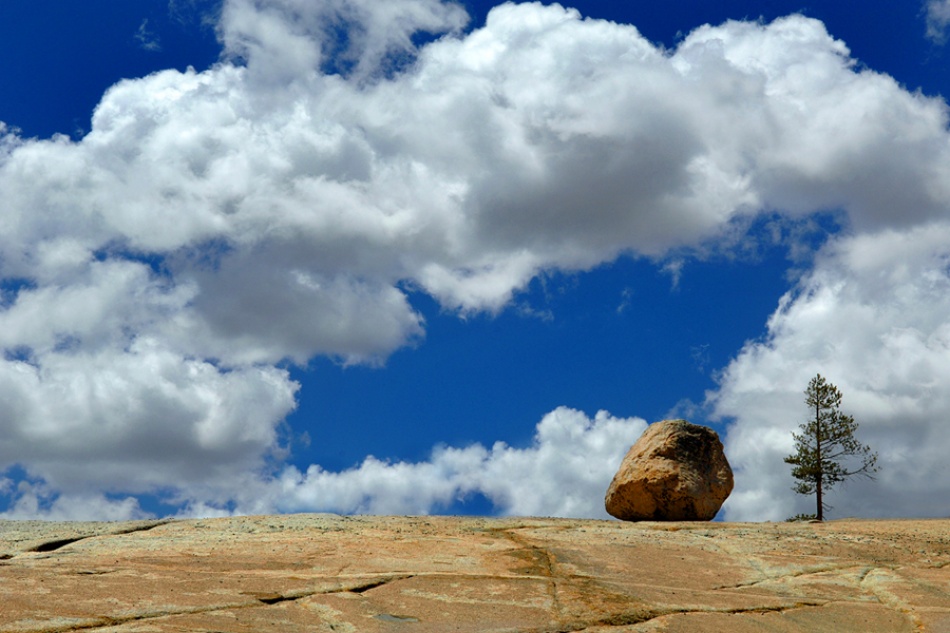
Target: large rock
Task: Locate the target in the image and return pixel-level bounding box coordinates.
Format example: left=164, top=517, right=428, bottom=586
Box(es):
left=0, top=515, right=948, bottom=633
left=605, top=418, right=733, bottom=521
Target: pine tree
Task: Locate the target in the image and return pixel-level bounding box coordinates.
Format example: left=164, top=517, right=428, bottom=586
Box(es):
left=784, top=374, right=878, bottom=521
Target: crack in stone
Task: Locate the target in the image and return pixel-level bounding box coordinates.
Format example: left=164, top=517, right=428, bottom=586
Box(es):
left=860, top=567, right=925, bottom=631
left=855, top=565, right=875, bottom=584
left=27, top=537, right=87, bottom=554
left=713, top=562, right=866, bottom=590
left=26, top=574, right=418, bottom=633
left=109, top=520, right=176, bottom=538
left=493, top=528, right=565, bottom=620
left=346, top=574, right=415, bottom=594
left=24, top=520, right=174, bottom=555
left=497, top=528, right=563, bottom=604
left=15, top=603, right=257, bottom=633
left=690, top=529, right=859, bottom=593
left=722, top=601, right=829, bottom=616
left=254, top=590, right=316, bottom=605
left=540, top=600, right=832, bottom=632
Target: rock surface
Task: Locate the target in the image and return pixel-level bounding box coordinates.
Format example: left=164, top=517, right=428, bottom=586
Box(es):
left=1, top=515, right=949, bottom=632
left=605, top=419, right=733, bottom=521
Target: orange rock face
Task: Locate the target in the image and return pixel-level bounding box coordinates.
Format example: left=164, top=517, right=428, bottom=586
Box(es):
left=605, top=419, right=734, bottom=521
left=0, top=515, right=949, bottom=632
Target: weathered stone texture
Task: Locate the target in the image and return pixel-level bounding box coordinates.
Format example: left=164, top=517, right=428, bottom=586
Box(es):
left=0, top=515, right=948, bottom=633
left=605, top=419, right=734, bottom=521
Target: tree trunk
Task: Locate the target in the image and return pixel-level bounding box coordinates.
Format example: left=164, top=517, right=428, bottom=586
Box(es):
left=815, top=399, right=823, bottom=521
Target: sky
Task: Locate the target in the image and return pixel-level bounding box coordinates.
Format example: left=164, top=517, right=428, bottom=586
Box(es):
left=1, top=0, right=949, bottom=522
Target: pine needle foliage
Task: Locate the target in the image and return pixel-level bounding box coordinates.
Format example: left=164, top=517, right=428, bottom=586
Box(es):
left=784, top=374, right=879, bottom=521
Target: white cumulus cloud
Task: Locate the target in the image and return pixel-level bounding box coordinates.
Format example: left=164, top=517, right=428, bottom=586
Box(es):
left=712, top=223, right=950, bottom=521
left=0, top=338, right=298, bottom=497
left=269, top=407, right=646, bottom=518
left=0, top=407, right=645, bottom=520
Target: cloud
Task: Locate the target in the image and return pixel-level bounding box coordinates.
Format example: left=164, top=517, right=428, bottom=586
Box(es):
left=269, top=407, right=646, bottom=518
left=1, top=1, right=950, bottom=518
left=219, top=0, right=470, bottom=79
left=925, top=0, right=950, bottom=43
left=711, top=223, right=950, bottom=521
left=1, top=407, right=644, bottom=520
left=0, top=479, right=150, bottom=521
left=135, top=19, right=163, bottom=52
left=0, top=338, right=298, bottom=495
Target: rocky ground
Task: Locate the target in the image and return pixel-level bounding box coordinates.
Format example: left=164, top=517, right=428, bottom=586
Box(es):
left=0, top=515, right=948, bottom=632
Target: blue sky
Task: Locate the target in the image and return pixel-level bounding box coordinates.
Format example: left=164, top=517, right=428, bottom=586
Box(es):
left=1, top=0, right=950, bottom=521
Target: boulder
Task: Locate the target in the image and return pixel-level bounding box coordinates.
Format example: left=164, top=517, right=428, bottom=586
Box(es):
left=605, top=418, right=733, bottom=521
